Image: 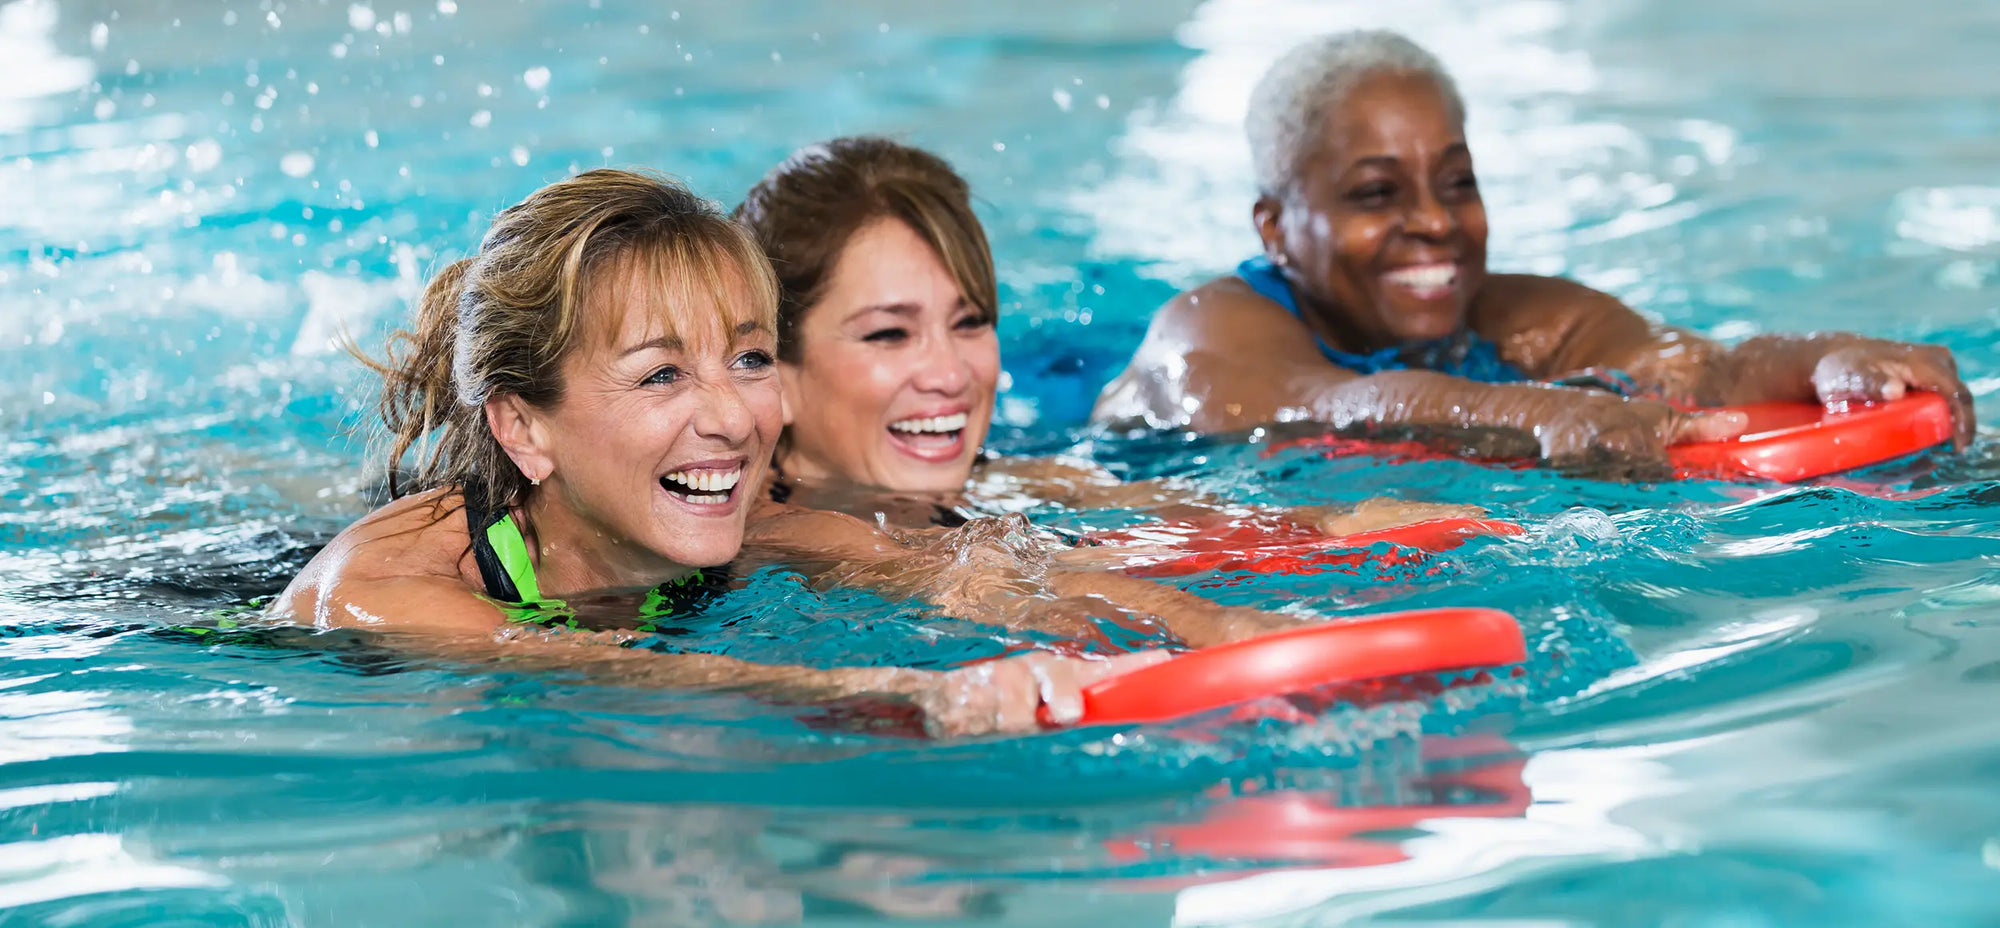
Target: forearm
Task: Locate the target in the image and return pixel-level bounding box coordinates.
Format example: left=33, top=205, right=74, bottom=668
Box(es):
left=1710, top=333, right=1877, bottom=405
left=1306, top=369, right=1592, bottom=437
left=397, top=625, right=925, bottom=702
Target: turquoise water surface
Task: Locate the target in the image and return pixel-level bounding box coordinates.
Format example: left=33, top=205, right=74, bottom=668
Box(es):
left=5, top=0, right=2000, bottom=925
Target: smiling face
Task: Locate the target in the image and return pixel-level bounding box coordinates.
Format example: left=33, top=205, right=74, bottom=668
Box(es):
left=511, top=252, right=783, bottom=578
left=1257, top=69, right=1488, bottom=350
left=777, top=217, right=1000, bottom=493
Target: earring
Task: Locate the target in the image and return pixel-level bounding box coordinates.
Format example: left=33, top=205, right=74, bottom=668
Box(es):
left=1272, top=253, right=1290, bottom=267
left=529, top=475, right=542, bottom=487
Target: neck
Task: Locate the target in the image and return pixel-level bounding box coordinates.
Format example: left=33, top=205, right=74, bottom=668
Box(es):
left=1288, top=282, right=1401, bottom=355
left=516, top=490, right=696, bottom=597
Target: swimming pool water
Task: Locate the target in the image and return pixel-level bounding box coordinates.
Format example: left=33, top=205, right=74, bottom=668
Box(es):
left=4, top=0, right=2000, bottom=924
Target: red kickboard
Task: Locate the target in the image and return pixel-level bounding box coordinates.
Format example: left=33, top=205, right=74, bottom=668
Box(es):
left=1104, top=737, right=1530, bottom=874
left=1062, top=607, right=1527, bottom=726
left=1667, top=393, right=1953, bottom=482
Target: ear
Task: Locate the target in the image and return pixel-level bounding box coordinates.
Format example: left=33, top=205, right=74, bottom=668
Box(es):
left=777, top=359, right=801, bottom=427
left=1252, top=194, right=1287, bottom=262
left=485, top=394, right=556, bottom=484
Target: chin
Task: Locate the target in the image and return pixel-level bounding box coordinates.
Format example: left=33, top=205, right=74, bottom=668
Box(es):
left=1387, top=309, right=1467, bottom=343
left=881, top=457, right=976, bottom=494
left=659, top=537, right=742, bottom=569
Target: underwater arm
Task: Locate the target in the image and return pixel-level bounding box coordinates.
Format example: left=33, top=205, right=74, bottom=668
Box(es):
left=976, top=456, right=1482, bottom=535
left=288, top=569, right=1162, bottom=736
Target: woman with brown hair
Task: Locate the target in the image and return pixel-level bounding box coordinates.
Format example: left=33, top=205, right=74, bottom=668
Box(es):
left=269, top=168, right=1175, bottom=737
left=733, top=135, right=1475, bottom=532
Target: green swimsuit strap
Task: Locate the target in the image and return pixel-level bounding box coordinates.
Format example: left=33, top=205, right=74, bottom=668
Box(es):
left=483, top=513, right=544, bottom=604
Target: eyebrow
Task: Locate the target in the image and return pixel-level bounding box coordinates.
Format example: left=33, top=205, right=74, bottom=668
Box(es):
left=618, top=320, right=769, bottom=357
left=1348, top=142, right=1471, bottom=171
left=847, top=302, right=923, bottom=320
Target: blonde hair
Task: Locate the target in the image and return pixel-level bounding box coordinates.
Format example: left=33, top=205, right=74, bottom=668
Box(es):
left=733, top=136, right=996, bottom=363
left=365, top=168, right=777, bottom=510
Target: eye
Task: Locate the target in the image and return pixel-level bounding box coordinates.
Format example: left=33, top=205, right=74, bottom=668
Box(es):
left=953, top=313, right=992, bottom=332
left=861, top=327, right=909, bottom=344
left=1349, top=182, right=1395, bottom=206
left=1447, top=172, right=1479, bottom=194
left=642, top=365, right=681, bottom=386
left=733, top=349, right=774, bottom=369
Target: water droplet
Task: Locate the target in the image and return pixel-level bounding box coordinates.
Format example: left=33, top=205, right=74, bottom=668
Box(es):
left=347, top=3, right=375, bottom=30
left=364, top=130, right=379, bottom=148
left=280, top=152, right=315, bottom=177
left=185, top=139, right=223, bottom=171
left=992, top=141, right=1006, bottom=152
left=93, top=99, right=114, bottom=119
left=1051, top=89, right=1071, bottom=111
left=522, top=66, right=550, bottom=92
left=90, top=22, right=108, bottom=50
left=510, top=145, right=529, bottom=167
left=469, top=110, right=490, bottom=128
left=437, top=0, right=458, bottom=14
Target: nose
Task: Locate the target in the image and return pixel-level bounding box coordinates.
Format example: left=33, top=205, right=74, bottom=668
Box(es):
left=690, top=376, right=755, bottom=444
left=909, top=331, right=973, bottom=396
left=1404, top=188, right=1455, bottom=240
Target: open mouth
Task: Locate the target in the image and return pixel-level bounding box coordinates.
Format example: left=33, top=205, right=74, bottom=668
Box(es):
left=659, top=465, right=743, bottom=507
left=1382, top=263, right=1459, bottom=301
left=886, top=412, right=969, bottom=460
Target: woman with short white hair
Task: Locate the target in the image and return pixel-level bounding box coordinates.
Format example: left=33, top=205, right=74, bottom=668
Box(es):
left=1094, top=29, right=1973, bottom=466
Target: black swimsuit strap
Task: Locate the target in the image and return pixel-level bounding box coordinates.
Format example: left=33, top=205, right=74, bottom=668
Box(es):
left=460, top=480, right=521, bottom=603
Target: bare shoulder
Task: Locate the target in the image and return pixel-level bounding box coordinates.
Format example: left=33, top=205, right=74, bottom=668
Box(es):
left=1474, top=273, right=1653, bottom=376
left=270, top=489, right=492, bottom=630
left=1146, top=276, right=1306, bottom=347
left=1093, top=275, right=1330, bottom=428
left=741, top=497, right=904, bottom=561
left=1474, top=273, right=1629, bottom=331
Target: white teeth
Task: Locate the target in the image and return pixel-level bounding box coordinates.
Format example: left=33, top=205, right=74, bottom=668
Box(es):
left=1384, top=264, right=1457, bottom=292
left=662, top=466, right=741, bottom=500
left=888, top=412, right=969, bottom=434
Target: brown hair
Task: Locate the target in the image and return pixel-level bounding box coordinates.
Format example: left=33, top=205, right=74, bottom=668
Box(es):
left=364, top=168, right=777, bottom=511
left=733, top=136, right=996, bottom=362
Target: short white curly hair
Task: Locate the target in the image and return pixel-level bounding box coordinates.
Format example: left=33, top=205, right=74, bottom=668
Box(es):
left=1246, top=30, right=1465, bottom=199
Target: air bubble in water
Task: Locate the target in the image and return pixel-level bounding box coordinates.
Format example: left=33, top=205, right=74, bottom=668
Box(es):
left=347, top=4, right=375, bottom=30
left=280, top=151, right=315, bottom=177
left=510, top=146, right=529, bottom=167
left=522, top=66, right=550, bottom=92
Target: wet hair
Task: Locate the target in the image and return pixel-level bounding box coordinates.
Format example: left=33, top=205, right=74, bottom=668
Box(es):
left=733, top=136, right=997, bottom=363
left=364, top=168, right=777, bottom=511
left=1246, top=30, right=1466, bottom=199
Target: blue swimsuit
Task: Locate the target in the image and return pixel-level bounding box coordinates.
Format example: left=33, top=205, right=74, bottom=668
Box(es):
left=1236, top=256, right=1529, bottom=383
